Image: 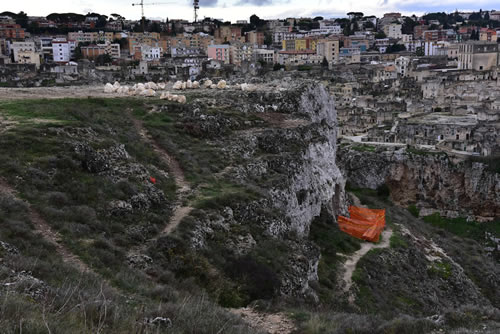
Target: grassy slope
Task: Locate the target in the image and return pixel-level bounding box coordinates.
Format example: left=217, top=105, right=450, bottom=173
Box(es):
left=0, top=98, right=259, bottom=333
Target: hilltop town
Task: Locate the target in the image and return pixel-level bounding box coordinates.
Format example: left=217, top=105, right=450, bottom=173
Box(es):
left=1, top=9, right=499, bottom=158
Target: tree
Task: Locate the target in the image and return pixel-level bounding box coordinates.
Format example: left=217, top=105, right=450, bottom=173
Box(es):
left=264, top=32, right=272, bottom=46
left=416, top=47, right=424, bottom=56
left=386, top=43, right=406, bottom=53
left=321, top=56, right=329, bottom=68
left=402, top=17, right=417, bottom=35
left=95, top=54, right=112, bottom=65
left=313, top=16, right=324, bottom=21
left=375, top=31, right=387, bottom=39
left=15, top=11, right=28, bottom=28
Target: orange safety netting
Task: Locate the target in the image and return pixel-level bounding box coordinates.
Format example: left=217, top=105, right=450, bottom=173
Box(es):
left=337, top=206, right=386, bottom=242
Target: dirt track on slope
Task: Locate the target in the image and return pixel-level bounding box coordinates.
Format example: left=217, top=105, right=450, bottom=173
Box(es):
left=131, top=116, right=193, bottom=236
left=230, top=308, right=296, bottom=334
left=0, top=178, right=90, bottom=273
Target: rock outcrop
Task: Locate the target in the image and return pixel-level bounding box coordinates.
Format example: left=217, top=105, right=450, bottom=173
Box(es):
left=338, top=146, right=500, bottom=221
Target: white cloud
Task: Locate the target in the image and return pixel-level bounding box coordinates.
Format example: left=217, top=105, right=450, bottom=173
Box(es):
left=3, top=0, right=498, bottom=22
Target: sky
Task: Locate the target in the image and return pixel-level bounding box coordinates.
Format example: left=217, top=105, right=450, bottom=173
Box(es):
left=4, top=0, right=499, bottom=22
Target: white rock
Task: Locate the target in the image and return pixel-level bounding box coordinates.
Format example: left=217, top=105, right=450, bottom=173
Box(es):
left=177, top=95, right=187, bottom=104
left=203, top=80, right=213, bottom=88
left=173, top=81, right=183, bottom=90
left=127, top=90, right=136, bottom=96
left=186, top=80, right=193, bottom=89
left=137, top=83, right=146, bottom=91
left=210, top=84, right=217, bottom=89
left=181, top=82, right=187, bottom=90
left=192, top=81, right=200, bottom=89
left=147, top=82, right=158, bottom=90
left=118, top=86, right=129, bottom=94
left=140, top=89, right=156, bottom=97
left=217, top=80, right=227, bottom=89
left=104, top=83, right=114, bottom=93
left=158, top=83, right=166, bottom=90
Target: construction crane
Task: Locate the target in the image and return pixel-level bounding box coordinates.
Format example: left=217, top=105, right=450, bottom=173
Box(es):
left=131, top=1, right=174, bottom=32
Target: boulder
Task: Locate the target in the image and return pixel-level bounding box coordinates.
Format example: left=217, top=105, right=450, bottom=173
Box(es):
left=104, top=83, right=114, bottom=93
left=186, top=80, right=193, bottom=89
left=192, top=81, right=200, bottom=89
left=217, top=80, right=227, bottom=89
left=181, top=82, right=187, bottom=90
left=158, top=83, right=166, bottom=90
left=177, top=95, right=187, bottom=104
left=203, top=80, right=213, bottom=88
left=172, top=81, right=183, bottom=90
left=210, top=84, right=217, bottom=89
left=146, top=82, right=158, bottom=90
left=140, top=89, right=156, bottom=97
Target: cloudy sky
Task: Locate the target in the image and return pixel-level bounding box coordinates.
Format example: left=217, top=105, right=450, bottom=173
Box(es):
left=4, top=0, right=499, bottom=22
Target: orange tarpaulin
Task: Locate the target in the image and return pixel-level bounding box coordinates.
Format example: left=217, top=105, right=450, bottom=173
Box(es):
left=337, top=206, right=386, bottom=242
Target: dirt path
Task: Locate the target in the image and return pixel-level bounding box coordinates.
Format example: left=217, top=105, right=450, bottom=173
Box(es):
left=131, top=115, right=193, bottom=236
left=0, top=178, right=90, bottom=273
left=342, top=228, right=393, bottom=297
left=230, top=308, right=296, bottom=334
left=0, top=86, right=115, bottom=100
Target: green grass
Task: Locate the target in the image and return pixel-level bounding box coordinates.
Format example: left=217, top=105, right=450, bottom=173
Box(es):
left=427, top=261, right=452, bottom=280
left=0, top=97, right=262, bottom=333
left=351, top=144, right=376, bottom=152
left=422, top=213, right=500, bottom=242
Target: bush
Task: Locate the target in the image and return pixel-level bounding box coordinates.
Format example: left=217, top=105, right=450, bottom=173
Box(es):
left=408, top=204, right=419, bottom=217
left=225, top=255, right=280, bottom=302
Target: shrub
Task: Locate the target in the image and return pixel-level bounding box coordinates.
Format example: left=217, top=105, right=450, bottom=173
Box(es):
left=408, top=204, right=419, bottom=217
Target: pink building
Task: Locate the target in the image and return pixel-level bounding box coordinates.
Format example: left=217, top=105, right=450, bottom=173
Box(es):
left=207, top=44, right=231, bottom=64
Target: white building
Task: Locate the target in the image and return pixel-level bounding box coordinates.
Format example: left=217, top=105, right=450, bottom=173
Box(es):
left=254, top=48, right=275, bottom=63
left=395, top=56, right=410, bottom=77
left=9, top=41, right=35, bottom=62
left=52, top=39, right=76, bottom=63
left=383, top=24, right=402, bottom=39
left=141, top=45, right=163, bottom=61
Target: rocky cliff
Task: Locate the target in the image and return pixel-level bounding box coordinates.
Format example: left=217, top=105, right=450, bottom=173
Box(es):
left=165, top=81, right=347, bottom=301
left=338, top=145, right=500, bottom=221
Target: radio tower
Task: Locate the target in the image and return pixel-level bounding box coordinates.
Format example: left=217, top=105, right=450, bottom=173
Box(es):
left=193, top=0, right=200, bottom=22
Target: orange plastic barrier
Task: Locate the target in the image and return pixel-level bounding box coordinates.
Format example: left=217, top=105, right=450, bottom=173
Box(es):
left=337, top=206, right=386, bottom=242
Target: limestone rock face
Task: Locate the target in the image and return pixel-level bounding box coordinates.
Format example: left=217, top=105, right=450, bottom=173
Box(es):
left=183, top=81, right=347, bottom=300
left=338, top=147, right=500, bottom=220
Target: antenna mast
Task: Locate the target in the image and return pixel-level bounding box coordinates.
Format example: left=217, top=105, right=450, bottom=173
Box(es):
left=194, top=0, right=199, bottom=22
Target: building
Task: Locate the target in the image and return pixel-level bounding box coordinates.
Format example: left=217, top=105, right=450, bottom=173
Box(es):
left=52, top=39, right=76, bottom=63
left=140, top=45, right=163, bottom=61
left=9, top=41, right=36, bottom=62
left=245, top=31, right=264, bottom=46
left=207, top=44, right=231, bottom=64
left=490, top=11, right=500, bottom=21
left=214, top=25, right=242, bottom=43
left=254, top=48, right=275, bottom=63
left=316, top=39, right=340, bottom=64
left=68, top=31, right=114, bottom=45
left=395, top=56, right=410, bottom=77
left=16, top=50, right=41, bottom=68
left=230, top=42, right=254, bottom=65
left=127, top=32, right=161, bottom=55
left=81, top=42, right=121, bottom=59
left=458, top=41, right=499, bottom=71
left=278, top=50, right=322, bottom=65
left=383, top=24, right=402, bottom=39
left=0, top=23, right=25, bottom=39
left=479, top=28, right=497, bottom=42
